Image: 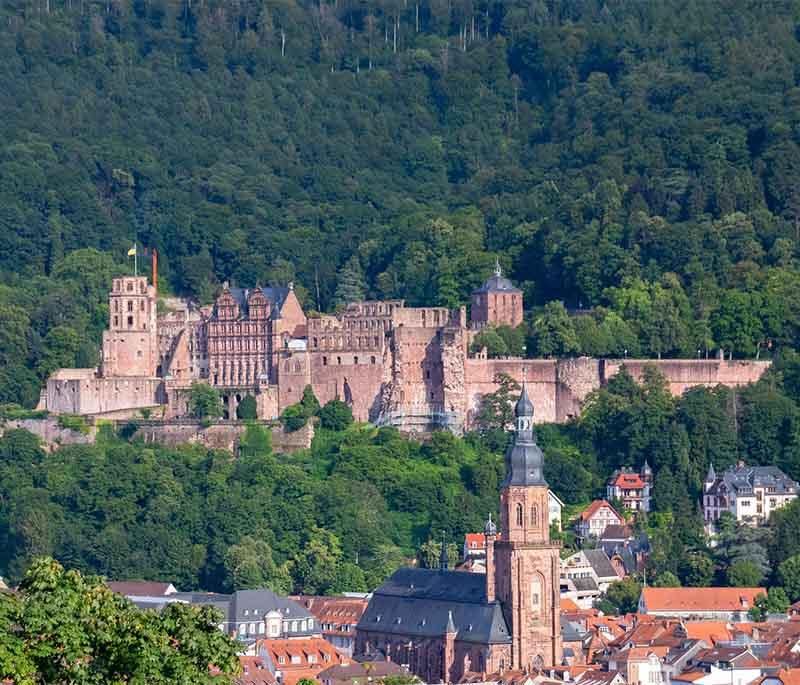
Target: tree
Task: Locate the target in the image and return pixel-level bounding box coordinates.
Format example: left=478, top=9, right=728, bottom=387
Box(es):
left=778, top=554, right=800, bottom=602
left=281, top=403, right=307, bottom=432
left=604, top=578, right=641, bottom=614
left=652, top=571, right=680, bottom=587
left=334, top=256, right=366, bottom=306
left=679, top=552, right=715, bottom=587
left=318, top=400, right=353, bottom=431
left=726, top=560, right=764, bottom=587
left=188, top=382, right=223, bottom=419
left=0, top=558, right=239, bottom=685
left=237, top=395, right=258, bottom=420
left=749, top=588, right=790, bottom=621
left=469, top=327, right=508, bottom=358
left=473, top=373, right=520, bottom=452
left=300, top=385, right=320, bottom=417
left=223, top=536, right=292, bottom=593
left=530, top=301, right=580, bottom=357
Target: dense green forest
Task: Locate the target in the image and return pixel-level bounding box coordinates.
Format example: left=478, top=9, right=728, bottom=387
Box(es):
left=5, top=359, right=800, bottom=596
left=4, top=1, right=800, bottom=408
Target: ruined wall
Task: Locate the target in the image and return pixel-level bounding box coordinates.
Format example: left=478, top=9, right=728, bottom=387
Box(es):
left=2, top=417, right=97, bottom=451
left=603, top=359, right=771, bottom=396
left=43, top=374, right=161, bottom=415
left=133, top=420, right=314, bottom=453
left=463, top=358, right=558, bottom=426
left=307, top=350, right=385, bottom=422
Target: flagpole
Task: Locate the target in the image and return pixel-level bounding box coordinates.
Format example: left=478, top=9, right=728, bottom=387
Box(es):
left=134, top=243, right=137, bottom=277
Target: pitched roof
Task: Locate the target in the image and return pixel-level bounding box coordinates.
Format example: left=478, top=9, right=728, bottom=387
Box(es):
left=641, top=587, right=765, bottom=613
left=317, top=660, right=406, bottom=685
left=601, top=524, right=634, bottom=541
left=581, top=500, right=624, bottom=522
left=584, top=549, right=620, bottom=579
left=576, top=670, right=624, bottom=685
left=258, top=638, right=344, bottom=685
left=107, top=580, right=176, bottom=597
left=290, top=596, right=368, bottom=632
left=609, top=472, right=647, bottom=489
left=235, top=656, right=277, bottom=685
left=683, top=621, right=734, bottom=645
left=465, top=533, right=486, bottom=550
left=357, top=567, right=511, bottom=644
left=672, top=670, right=707, bottom=683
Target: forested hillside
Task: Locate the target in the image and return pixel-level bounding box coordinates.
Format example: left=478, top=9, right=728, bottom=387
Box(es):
left=4, top=1, right=800, bottom=378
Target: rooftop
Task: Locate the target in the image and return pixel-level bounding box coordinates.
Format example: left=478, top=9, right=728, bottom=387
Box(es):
left=641, top=587, right=765, bottom=613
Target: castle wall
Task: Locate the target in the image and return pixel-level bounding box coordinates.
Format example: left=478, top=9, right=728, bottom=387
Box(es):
left=307, top=351, right=385, bottom=422
left=42, top=374, right=161, bottom=415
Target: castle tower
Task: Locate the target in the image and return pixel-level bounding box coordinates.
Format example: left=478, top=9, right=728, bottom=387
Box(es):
left=102, top=276, right=158, bottom=377
left=470, top=260, right=523, bottom=329
left=493, top=383, right=562, bottom=671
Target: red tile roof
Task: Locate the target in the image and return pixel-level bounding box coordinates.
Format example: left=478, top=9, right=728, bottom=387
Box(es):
left=611, top=473, right=646, bottom=489
left=580, top=500, right=624, bottom=522
left=236, top=657, right=277, bottom=685
left=465, top=533, right=487, bottom=549
left=641, top=587, right=765, bottom=613
left=107, top=580, right=175, bottom=596
left=257, top=637, right=344, bottom=685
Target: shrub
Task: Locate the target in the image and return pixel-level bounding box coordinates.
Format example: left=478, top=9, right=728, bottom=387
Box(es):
left=318, top=400, right=353, bottom=431
left=57, top=414, right=90, bottom=434
left=281, top=404, right=306, bottom=432
left=237, top=395, right=258, bottom=420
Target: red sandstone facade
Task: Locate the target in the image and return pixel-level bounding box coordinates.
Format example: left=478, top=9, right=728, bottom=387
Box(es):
left=39, top=269, right=770, bottom=430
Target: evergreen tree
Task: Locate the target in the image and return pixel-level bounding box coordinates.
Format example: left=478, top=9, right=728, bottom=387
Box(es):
left=334, top=256, right=366, bottom=307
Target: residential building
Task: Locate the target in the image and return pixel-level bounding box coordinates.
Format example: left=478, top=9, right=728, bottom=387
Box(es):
left=171, top=589, right=319, bottom=644
left=107, top=580, right=177, bottom=596
left=606, top=464, right=653, bottom=512
left=317, top=659, right=407, bottom=685
left=355, top=384, right=562, bottom=683
left=703, top=462, right=799, bottom=525
left=638, top=587, right=765, bottom=621
left=256, top=637, right=344, bottom=685
left=292, top=596, right=368, bottom=657
left=235, top=656, right=276, bottom=685
left=562, top=549, right=622, bottom=594
left=671, top=647, right=763, bottom=685
left=576, top=501, right=625, bottom=540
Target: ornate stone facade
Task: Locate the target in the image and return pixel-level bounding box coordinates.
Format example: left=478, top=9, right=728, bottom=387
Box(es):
left=39, top=268, right=770, bottom=429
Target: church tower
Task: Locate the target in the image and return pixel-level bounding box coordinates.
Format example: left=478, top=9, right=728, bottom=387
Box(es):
left=493, top=383, right=562, bottom=670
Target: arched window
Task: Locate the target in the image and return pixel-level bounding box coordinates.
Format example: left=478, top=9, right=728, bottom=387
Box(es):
left=516, top=503, right=523, bottom=527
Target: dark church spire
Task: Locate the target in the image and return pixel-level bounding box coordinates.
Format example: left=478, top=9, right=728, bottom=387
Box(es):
left=502, top=378, right=547, bottom=487
left=439, top=530, right=449, bottom=571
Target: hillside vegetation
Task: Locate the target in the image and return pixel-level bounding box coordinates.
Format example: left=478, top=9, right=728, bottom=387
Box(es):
left=3, top=2, right=800, bottom=404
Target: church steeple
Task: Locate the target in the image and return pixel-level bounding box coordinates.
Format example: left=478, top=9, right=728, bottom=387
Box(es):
left=503, top=381, right=547, bottom=488
left=493, top=381, right=562, bottom=670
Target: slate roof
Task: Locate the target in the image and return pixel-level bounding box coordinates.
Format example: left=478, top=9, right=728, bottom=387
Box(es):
left=172, top=589, right=315, bottom=633
left=473, top=274, right=521, bottom=293
left=706, top=465, right=798, bottom=496
left=584, top=549, right=619, bottom=580
left=227, top=286, right=291, bottom=320
left=357, top=568, right=511, bottom=644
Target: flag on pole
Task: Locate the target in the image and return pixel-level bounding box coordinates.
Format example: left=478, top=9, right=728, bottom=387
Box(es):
left=127, top=245, right=137, bottom=256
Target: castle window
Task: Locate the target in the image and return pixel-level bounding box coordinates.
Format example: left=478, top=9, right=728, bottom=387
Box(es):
left=337, top=357, right=342, bottom=365
left=371, top=356, right=376, bottom=364
left=127, top=316, right=134, bottom=327
left=128, top=300, right=133, bottom=312
left=313, top=337, right=318, bottom=347
left=354, top=356, right=358, bottom=365
left=516, top=503, right=523, bottom=527
left=127, top=282, right=133, bottom=292
left=140, top=300, right=145, bottom=310
left=531, top=504, right=538, bottom=527
left=323, top=356, right=328, bottom=366
left=113, top=316, right=119, bottom=327
left=113, top=300, right=118, bottom=312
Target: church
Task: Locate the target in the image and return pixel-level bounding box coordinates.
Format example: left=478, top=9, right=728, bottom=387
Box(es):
left=354, top=386, right=562, bottom=683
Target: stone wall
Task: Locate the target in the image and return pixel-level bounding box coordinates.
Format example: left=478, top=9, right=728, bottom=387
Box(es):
left=1, top=417, right=97, bottom=451
left=133, top=419, right=314, bottom=453
left=42, top=374, right=161, bottom=415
